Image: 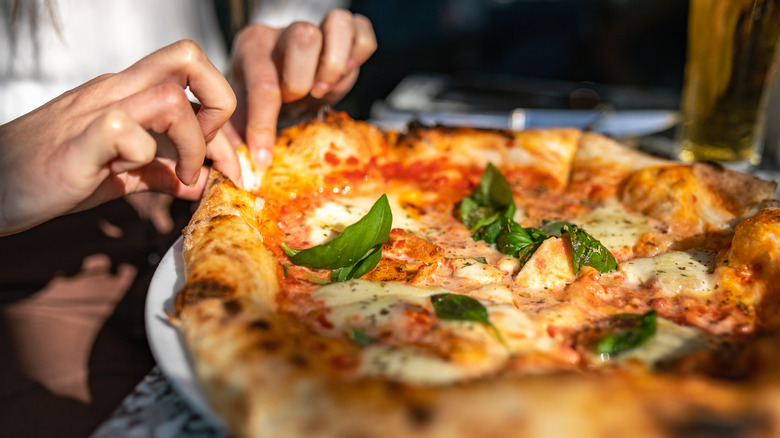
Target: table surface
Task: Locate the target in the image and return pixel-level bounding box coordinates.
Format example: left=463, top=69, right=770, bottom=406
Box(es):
left=90, top=366, right=227, bottom=438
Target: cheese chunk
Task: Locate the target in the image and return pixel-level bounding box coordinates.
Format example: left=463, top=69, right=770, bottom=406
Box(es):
left=619, top=251, right=716, bottom=298
left=515, top=237, right=575, bottom=292
left=305, top=194, right=425, bottom=245
left=576, top=200, right=654, bottom=253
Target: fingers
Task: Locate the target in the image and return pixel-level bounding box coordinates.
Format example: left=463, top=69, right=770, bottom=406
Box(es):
left=231, top=25, right=284, bottom=159
left=206, top=129, right=242, bottom=185
left=81, top=160, right=210, bottom=212
left=277, top=22, right=324, bottom=101
left=110, top=40, right=236, bottom=143
left=74, top=108, right=156, bottom=179
left=116, top=83, right=207, bottom=186
left=311, top=11, right=376, bottom=99
left=312, top=10, right=360, bottom=99
left=350, top=14, right=378, bottom=67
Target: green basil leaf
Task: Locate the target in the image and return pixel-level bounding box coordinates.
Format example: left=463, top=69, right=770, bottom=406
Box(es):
left=541, top=220, right=574, bottom=237
left=280, top=242, right=299, bottom=258
left=496, top=220, right=548, bottom=255
left=431, top=293, right=491, bottom=325
left=460, top=163, right=516, bottom=233
left=347, top=328, right=376, bottom=345
left=516, top=241, right=543, bottom=268
left=304, top=273, right=330, bottom=285
left=472, top=218, right=504, bottom=244
left=566, top=224, right=618, bottom=274
left=596, top=310, right=657, bottom=357
left=330, top=244, right=383, bottom=282
left=287, top=194, right=392, bottom=270
left=431, top=293, right=508, bottom=350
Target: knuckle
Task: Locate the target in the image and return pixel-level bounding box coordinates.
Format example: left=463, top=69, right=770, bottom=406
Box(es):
left=171, top=39, right=206, bottom=65
left=355, top=17, right=378, bottom=52
left=287, top=21, right=321, bottom=47
left=99, top=108, right=131, bottom=134
left=232, top=24, right=278, bottom=53
left=250, top=76, right=283, bottom=100
left=323, top=9, right=352, bottom=28
left=153, top=83, right=190, bottom=112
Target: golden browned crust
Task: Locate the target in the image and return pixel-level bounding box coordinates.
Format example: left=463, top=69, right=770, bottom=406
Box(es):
left=178, top=170, right=279, bottom=312
left=692, top=162, right=777, bottom=215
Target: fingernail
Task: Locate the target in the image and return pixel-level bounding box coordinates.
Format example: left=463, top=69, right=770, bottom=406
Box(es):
left=252, top=148, right=273, bottom=167
left=311, top=81, right=330, bottom=99
left=188, top=170, right=201, bottom=187
left=204, top=129, right=219, bottom=143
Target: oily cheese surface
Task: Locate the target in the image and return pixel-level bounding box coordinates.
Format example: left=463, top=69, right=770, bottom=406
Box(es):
left=175, top=111, right=780, bottom=438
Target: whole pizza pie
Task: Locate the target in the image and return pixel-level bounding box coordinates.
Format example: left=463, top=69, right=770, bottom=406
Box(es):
left=171, top=110, right=780, bottom=438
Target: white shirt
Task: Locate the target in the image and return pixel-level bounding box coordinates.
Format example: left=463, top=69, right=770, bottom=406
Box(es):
left=0, top=0, right=345, bottom=124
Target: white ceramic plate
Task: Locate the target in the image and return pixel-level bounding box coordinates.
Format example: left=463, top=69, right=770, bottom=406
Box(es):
left=144, top=236, right=225, bottom=429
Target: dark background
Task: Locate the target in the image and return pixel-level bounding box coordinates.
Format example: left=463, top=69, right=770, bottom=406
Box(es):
left=341, top=0, right=690, bottom=118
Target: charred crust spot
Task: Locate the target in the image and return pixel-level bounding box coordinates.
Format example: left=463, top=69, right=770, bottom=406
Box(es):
left=259, top=340, right=281, bottom=352
left=222, top=299, right=243, bottom=315
left=406, top=403, right=434, bottom=428
left=177, top=281, right=235, bottom=310
left=288, top=354, right=309, bottom=368
left=250, top=319, right=271, bottom=331
left=664, top=409, right=773, bottom=438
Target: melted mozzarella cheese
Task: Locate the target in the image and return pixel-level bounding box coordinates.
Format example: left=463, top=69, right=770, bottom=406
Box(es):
left=452, top=259, right=504, bottom=284
left=312, top=279, right=443, bottom=309
left=305, top=194, right=425, bottom=245
left=602, top=318, right=707, bottom=367
left=310, top=280, right=568, bottom=384
left=619, top=251, right=716, bottom=298
left=576, top=200, right=654, bottom=252
left=488, top=304, right=557, bottom=353
left=359, top=344, right=491, bottom=385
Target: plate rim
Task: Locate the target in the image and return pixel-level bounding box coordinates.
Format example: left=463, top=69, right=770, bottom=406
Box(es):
left=144, top=236, right=227, bottom=429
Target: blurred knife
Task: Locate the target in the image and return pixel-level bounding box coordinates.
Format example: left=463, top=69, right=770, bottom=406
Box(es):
left=370, top=104, right=680, bottom=139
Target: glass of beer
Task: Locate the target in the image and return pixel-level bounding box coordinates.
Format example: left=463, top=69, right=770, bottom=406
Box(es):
left=677, top=0, right=780, bottom=171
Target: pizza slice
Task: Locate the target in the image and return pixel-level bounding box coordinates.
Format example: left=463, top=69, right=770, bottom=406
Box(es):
left=172, top=111, right=780, bottom=438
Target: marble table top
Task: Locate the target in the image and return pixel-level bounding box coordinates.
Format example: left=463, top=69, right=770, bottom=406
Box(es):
left=91, top=367, right=228, bottom=438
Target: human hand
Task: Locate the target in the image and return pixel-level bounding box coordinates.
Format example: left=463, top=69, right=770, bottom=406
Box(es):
left=228, top=9, right=377, bottom=165
left=0, top=40, right=238, bottom=236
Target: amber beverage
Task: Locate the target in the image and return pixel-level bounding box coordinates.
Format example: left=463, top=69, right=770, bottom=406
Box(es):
left=677, top=0, right=780, bottom=170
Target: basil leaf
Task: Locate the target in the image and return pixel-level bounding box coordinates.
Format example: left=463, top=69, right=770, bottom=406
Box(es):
left=472, top=218, right=504, bottom=244
left=431, top=293, right=491, bottom=325
left=516, top=241, right=543, bottom=268
left=431, top=293, right=508, bottom=350
left=287, top=194, right=393, bottom=270
left=347, top=328, right=376, bottom=345
left=566, top=224, right=617, bottom=274
left=280, top=242, right=299, bottom=258
left=541, top=220, right=574, bottom=237
left=330, top=244, right=383, bottom=282
left=460, top=163, right=516, bottom=234
left=596, top=310, right=657, bottom=357
left=496, top=220, right=548, bottom=255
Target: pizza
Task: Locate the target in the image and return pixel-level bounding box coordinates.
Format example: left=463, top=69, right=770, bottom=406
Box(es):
left=171, top=110, right=780, bottom=438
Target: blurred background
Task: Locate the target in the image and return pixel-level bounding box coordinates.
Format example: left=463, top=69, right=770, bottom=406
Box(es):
left=340, top=0, right=689, bottom=118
